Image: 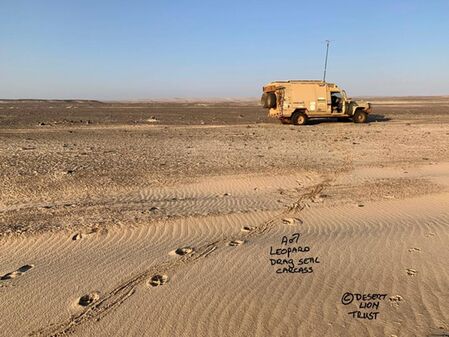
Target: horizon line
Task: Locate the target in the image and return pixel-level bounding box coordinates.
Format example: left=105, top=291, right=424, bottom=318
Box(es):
left=1, top=94, right=449, bottom=103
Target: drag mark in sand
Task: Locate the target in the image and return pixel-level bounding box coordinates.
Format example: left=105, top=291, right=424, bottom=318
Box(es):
left=29, top=180, right=329, bottom=337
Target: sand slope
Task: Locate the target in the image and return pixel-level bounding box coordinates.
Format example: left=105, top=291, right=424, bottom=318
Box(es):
left=1, top=163, right=448, bottom=337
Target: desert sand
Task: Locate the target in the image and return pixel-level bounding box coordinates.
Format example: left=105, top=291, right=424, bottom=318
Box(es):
left=0, top=98, right=448, bottom=337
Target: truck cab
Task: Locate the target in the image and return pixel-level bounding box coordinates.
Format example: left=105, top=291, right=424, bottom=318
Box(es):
left=261, top=80, right=371, bottom=125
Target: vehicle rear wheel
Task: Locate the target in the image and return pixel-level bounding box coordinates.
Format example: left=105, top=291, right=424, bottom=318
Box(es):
left=353, top=110, right=368, bottom=123
left=291, top=111, right=308, bottom=125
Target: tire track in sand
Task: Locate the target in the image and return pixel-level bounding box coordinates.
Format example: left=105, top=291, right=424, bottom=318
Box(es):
left=30, top=180, right=329, bottom=337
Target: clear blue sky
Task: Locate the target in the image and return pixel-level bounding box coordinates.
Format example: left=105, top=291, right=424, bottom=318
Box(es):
left=1, top=0, right=449, bottom=99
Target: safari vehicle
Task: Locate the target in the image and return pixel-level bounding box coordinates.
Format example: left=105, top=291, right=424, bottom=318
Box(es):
left=261, top=80, right=371, bottom=125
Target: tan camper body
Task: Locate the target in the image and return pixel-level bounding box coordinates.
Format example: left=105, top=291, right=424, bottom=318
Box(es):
left=261, top=80, right=371, bottom=124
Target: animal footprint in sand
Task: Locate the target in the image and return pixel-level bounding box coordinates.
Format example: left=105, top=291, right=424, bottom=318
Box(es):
left=311, top=194, right=327, bottom=203
left=408, top=247, right=421, bottom=253
left=72, top=233, right=83, bottom=241
left=227, top=240, right=245, bottom=247
left=148, top=274, right=169, bottom=287
left=389, top=295, right=404, bottom=306
left=72, top=228, right=108, bottom=241
left=428, top=328, right=449, bottom=337
left=406, top=268, right=417, bottom=276
left=1, top=264, right=34, bottom=280
left=282, top=218, right=303, bottom=226
left=241, top=226, right=254, bottom=232
left=89, top=227, right=108, bottom=235
left=78, top=292, right=100, bottom=306
left=170, top=247, right=194, bottom=256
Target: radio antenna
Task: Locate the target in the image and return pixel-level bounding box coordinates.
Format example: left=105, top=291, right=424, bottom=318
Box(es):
left=323, top=40, right=330, bottom=82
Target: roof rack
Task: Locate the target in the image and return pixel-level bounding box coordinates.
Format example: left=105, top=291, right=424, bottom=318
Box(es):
left=272, top=80, right=336, bottom=86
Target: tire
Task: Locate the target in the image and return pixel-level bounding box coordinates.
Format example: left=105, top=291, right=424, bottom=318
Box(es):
left=291, top=111, right=308, bottom=125
left=353, top=110, right=368, bottom=123
left=265, top=92, right=277, bottom=109
left=260, top=93, right=268, bottom=108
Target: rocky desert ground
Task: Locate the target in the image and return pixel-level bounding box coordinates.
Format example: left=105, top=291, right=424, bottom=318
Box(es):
left=0, top=98, right=448, bottom=337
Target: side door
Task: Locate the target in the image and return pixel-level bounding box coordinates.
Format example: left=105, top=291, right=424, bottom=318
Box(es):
left=330, top=91, right=344, bottom=114
left=315, top=85, right=328, bottom=114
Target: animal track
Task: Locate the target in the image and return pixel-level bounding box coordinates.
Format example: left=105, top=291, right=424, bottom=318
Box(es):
left=148, top=274, right=169, bottom=287
left=428, top=328, right=449, bottom=337
left=281, top=217, right=303, bottom=225
left=241, top=226, right=254, bottom=232
left=406, top=268, right=417, bottom=276
left=1, top=264, right=34, bottom=280
left=71, top=227, right=108, bottom=241
left=78, top=292, right=100, bottom=307
left=88, top=227, right=108, bottom=235
left=72, top=233, right=83, bottom=241
left=171, top=247, right=194, bottom=256
left=389, top=295, right=404, bottom=306
left=311, top=194, right=327, bottom=203
left=227, top=240, right=245, bottom=247
left=408, top=247, right=421, bottom=253
left=30, top=181, right=329, bottom=337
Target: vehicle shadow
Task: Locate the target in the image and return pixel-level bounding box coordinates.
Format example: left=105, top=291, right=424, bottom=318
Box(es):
left=369, top=114, right=391, bottom=122
left=304, top=114, right=390, bottom=125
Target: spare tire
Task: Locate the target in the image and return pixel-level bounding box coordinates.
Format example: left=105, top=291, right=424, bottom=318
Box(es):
left=265, top=92, right=277, bottom=109
left=260, top=93, right=268, bottom=108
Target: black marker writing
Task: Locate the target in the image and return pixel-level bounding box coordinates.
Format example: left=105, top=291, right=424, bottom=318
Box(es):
left=341, top=292, right=387, bottom=320
left=269, top=232, right=320, bottom=275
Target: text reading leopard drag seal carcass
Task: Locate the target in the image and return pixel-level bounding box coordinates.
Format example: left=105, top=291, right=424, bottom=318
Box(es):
left=341, top=292, right=388, bottom=320
left=269, top=232, right=320, bottom=274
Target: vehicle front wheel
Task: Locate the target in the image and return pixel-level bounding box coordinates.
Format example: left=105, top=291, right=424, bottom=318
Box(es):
left=291, top=111, right=308, bottom=125
left=353, top=110, right=368, bottom=123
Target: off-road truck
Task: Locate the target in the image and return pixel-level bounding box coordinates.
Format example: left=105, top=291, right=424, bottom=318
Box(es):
left=261, top=80, right=371, bottom=125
